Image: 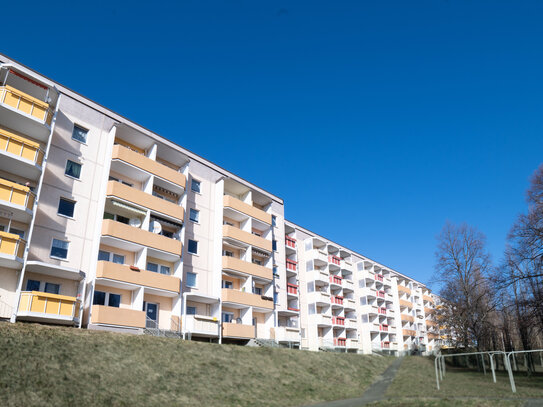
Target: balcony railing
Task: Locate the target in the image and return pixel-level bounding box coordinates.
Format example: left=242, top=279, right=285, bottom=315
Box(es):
left=18, top=291, right=80, bottom=323
left=332, top=316, right=345, bottom=326
left=184, top=315, right=219, bottom=337
left=0, top=85, right=54, bottom=126
left=378, top=307, right=387, bottom=315
left=273, top=326, right=300, bottom=342
left=222, top=256, right=272, bottom=280
left=329, top=275, right=342, bottom=285
left=397, top=285, right=412, bottom=295
left=346, top=338, right=359, bottom=348
left=223, top=195, right=271, bottom=225
left=0, top=231, right=26, bottom=260
left=221, top=288, right=274, bottom=310
left=0, top=178, right=35, bottom=212
left=401, top=314, right=414, bottom=322
left=0, top=127, right=44, bottom=166
left=333, top=337, right=346, bottom=347
left=377, top=290, right=385, bottom=298
left=381, top=341, right=390, bottom=349
left=222, top=322, right=255, bottom=339
left=91, top=305, right=146, bottom=328
left=96, top=261, right=180, bottom=292
left=330, top=295, right=343, bottom=306
left=285, top=236, right=296, bottom=248
left=374, top=274, right=384, bottom=282
left=287, top=283, right=298, bottom=295
left=379, top=324, right=389, bottom=332
left=328, top=255, right=341, bottom=266
left=286, top=259, right=298, bottom=272
left=222, top=225, right=272, bottom=252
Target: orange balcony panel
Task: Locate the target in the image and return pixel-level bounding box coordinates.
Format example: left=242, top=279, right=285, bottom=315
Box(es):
left=222, top=256, right=272, bottom=280
left=101, top=219, right=182, bottom=256
left=423, top=294, right=434, bottom=303
left=223, top=195, right=271, bottom=225
left=0, top=178, right=35, bottom=211
left=91, top=305, right=146, bottom=328
left=399, top=299, right=413, bottom=309
left=106, top=181, right=184, bottom=222
left=397, top=285, right=412, bottom=295
left=424, top=307, right=435, bottom=315
left=401, top=314, right=414, bottom=323
left=111, top=144, right=186, bottom=189
left=402, top=329, right=416, bottom=337
left=222, top=225, right=272, bottom=252
left=221, top=288, right=274, bottom=310
left=96, top=261, right=180, bottom=292
left=222, top=322, right=255, bottom=339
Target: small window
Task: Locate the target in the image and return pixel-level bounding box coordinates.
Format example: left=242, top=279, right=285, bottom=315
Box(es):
left=271, top=215, right=276, bottom=226
left=222, top=280, right=233, bottom=289
left=50, top=239, right=69, bottom=259
left=252, top=259, right=262, bottom=266
left=72, top=125, right=88, bottom=143
left=9, top=228, right=25, bottom=239
left=103, top=212, right=115, bottom=220
left=44, top=282, right=60, bottom=295
left=274, top=292, right=278, bottom=304
left=98, top=250, right=110, bottom=261
left=187, top=239, right=198, bottom=255
left=191, top=179, right=201, bottom=193
left=58, top=198, right=76, bottom=218
left=253, top=287, right=262, bottom=295
left=222, top=312, right=234, bottom=323
left=186, top=272, right=197, bottom=287
left=189, top=208, right=199, bottom=223
left=223, top=250, right=234, bottom=257
left=272, top=240, right=277, bottom=251
left=160, top=265, right=170, bottom=275
left=108, top=293, right=121, bottom=308
left=112, top=254, right=125, bottom=264
left=117, top=215, right=130, bottom=224
left=65, top=160, right=82, bottom=179
left=147, top=262, right=159, bottom=273
left=93, top=290, right=106, bottom=305
left=26, top=279, right=40, bottom=291
left=223, top=221, right=234, bottom=226
left=186, top=306, right=196, bottom=315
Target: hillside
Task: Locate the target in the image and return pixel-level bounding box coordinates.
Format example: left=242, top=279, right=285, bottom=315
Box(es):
left=0, top=323, right=392, bottom=407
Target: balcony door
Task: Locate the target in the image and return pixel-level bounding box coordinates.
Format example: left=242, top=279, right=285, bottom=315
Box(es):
left=144, top=302, right=159, bottom=328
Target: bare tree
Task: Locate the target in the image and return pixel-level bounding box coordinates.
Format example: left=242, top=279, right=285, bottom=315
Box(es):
left=433, top=222, right=496, bottom=350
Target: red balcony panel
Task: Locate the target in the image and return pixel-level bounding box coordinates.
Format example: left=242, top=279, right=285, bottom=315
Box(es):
left=331, top=296, right=344, bottom=305
left=379, top=324, right=388, bottom=332
left=375, top=274, right=384, bottom=282
left=287, top=283, right=299, bottom=295
left=285, top=236, right=297, bottom=248
left=332, top=316, right=345, bottom=325
left=378, top=307, right=387, bottom=315
left=377, top=290, right=385, bottom=298
left=328, top=255, right=341, bottom=265
left=382, top=341, right=390, bottom=348
left=286, top=259, right=298, bottom=272
left=334, top=337, right=346, bottom=346
left=329, top=275, right=342, bottom=285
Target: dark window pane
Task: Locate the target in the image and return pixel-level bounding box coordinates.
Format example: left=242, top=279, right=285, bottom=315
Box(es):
left=147, top=263, right=158, bottom=273
left=65, top=160, right=81, bottom=179
left=186, top=306, right=196, bottom=315
left=98, top=250, right=110, bottom=261
left=26, top=279, right=40, bottom=291
left=44, top=283, right=60, bottom=294
left=50, top=239, right=69, bottom=259
left=58, top=198, right=75, bottom=217
left=108, top=293, right=121, bottom=308
left=93, top=290, right=106, bottom=305
left=117, top=215, right=129, bottom=224
left=72, top=125, right=88, bottom=143
left=191, top=180, right=201, bottom=193
left=188, top=240, right=198, bottom=254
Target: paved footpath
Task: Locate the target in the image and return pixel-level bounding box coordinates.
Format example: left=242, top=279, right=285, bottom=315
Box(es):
left=305, top=357, right=404, bottom=407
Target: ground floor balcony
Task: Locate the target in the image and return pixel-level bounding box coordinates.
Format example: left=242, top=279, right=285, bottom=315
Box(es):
left=17, top=291, right=80, bottom=325
left=222, top=322, right=255, bottom=339
left=221, top=288, right=274, bottom=310
left=0, top=231, right=26, bottom=269
left=184, top=315, right=219, bottom=337
left=91, top=305, right=146, bottom=329
left=333, top=337, right=346, bottom=347
left=346, top=338, right=359, bottom=349
left=273, top=326, right=300, bottom=343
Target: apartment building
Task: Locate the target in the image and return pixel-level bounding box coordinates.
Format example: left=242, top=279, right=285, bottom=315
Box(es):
left=0, top=53, right=439, bottom=354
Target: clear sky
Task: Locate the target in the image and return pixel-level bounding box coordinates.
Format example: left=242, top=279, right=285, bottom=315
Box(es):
left=3, top=1, right=543, bottom=285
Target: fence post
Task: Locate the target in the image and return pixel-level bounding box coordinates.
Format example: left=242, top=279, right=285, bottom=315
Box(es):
left=481, top=353, right=486, bottom=375
left=505, top=353, right=517, bottom=393
left=435, top=356, right=440, bottom=390
left=490, top=353, right=496, bottom=383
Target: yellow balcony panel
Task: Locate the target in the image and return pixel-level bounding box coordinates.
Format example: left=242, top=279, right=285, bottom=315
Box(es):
left=223, top=195, right=271, bottom=225
left=111, top=144, right=186, bottom=190
left=101, top=219, right=182, bottom=256
left=17, top=291, right=80, bottom=325
left=423, top=295, right=434, bottom=303
left=96, top=261, right=180, bottom=293
left=222, top=225, right=272, bottom=252
left=0, top=231, right=26, bottom=269
left=401, top=314, right=414, bottom=323
left=0, top=178, right=35, bottom=221
left=91, top=305, right=146, bottom=328
left=397, top=285, right=411, bottom=295
left=402, top=329, right=416, bottom=337
left=221, top=288, right=274, bottom=310
left=222, top=322, right=255, bottom=339
left=106, top=181, right=184, bottom=222
left=399, top=299, right=413, bottom=309
left=222, top=256, right=272, bottom=280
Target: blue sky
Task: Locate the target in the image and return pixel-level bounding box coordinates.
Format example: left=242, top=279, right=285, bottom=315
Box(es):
left=3, top=1, right=543, bottom=285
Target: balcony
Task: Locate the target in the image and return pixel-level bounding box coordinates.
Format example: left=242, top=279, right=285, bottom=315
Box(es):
left=314, top=314, right=332, bottom=326
left=111, top=144, right=186, bottom=190
left=334, top=337, right=346, bottom=347
left=286, top=259, right=297, bottom=273
left=0, top=127, right=44, bottom=179
left=287, top=283, right=299, bottom=296
left=223, top=195, right=271, bottom=225
left=274, top=326, right=300, bottom=342
left=401, top=314, right=414, bottom=323
left=345, top=318, right=357, bottom=329
left=0, top=231, right=26, bottom=269
left=397, top=285, right=411, bottom=295
left=184, top=315, right=219, bottom=337
left=91, top=305, right=146, bottom=328
left=346, top=338, right=359, bottom=348
left=329, top=275, right=342, bottom=287
left=426, top=320, right=437, bottom=327
left=340, top=259, right=353, bottom=271
left=370, top=323, right=380, bottom=333
left=309, top=290, right=330, bottom=306
left=101, top=219, right=182, bottom=256
left=328, top=255, right=341, bottom=266
left=222, top=256, right=272, bottom=280
left=308, top=270, right=328, bottom=285
left=222, top=225, right=272, bottom=252
left=428, top=332, right=439, bottom=340
left=374, top=273, right=384, bottom=282
left=330, top=295, right=344, bottom=306
left=221, top=288, right=274, bottom=310
left=376, top=290, right=385, bottom=299
left=423, top=294, right=434, bottom=303
left=344, top=298, right=356, bottom=310
left=0, top=178, right=35, bottom=222
left=402, top=329, right=417, bottom=337
left=0, top=85, right=53, bottom=140
left=399, top=299, right=413, bottom=309
left=285, top=236, right=296, bottom=249
left=379, top=324, right=389, bottom=332
left=332, top=316, right=345, bottom=326
left=17, top=291, right=80, bottom=325
left=343, top=279, right=354, bottom=290
left=96, top=261, right=180, bottom=293
left=377, top=307, right=387, bottom=315
left=107, top=181, right=184, bottom=222
left=222, top=322, right=255, bottom=339
left=307, top=249, right=328, bottom=265
left=424, top=307, right=435, bottom=315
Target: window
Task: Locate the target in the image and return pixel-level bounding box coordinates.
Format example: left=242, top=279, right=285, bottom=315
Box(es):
left=272, top=240, right=277, bottom=251
left=223, top=250, right=234, bottom=257
left=222, top=312, right=234, bottom=323
left=191, top=179, right=201, bottom=193
left=223, top=220, right=234, bottom=226
left=187, top=239, right=198, bottom=255
left=44, top=283, right=60, bottom=295
left=186, top=272, right=197, bottom=287
left=65, top=160, right=82, bottom=179
left=252, top=231, right=261, bottom=237
left=97, top=250, right=124, bottom=264
left=222, top=280, right=233, bottom=289
left=109, top=176, right=133, bottom=187
left=72, top=125, right=88, bottom=143
left=186, top=306, right=196, bottom=315
left=108, top=293, right=121, bottom=308
left=273, top=266, right=279, bottom=276
left=274, top=292, right=278, bottom=304
left=26, top=280, right=40, bottom=291
left=50, top=239, right=69, bottom=259
left=93, top=290, right=106, bottom=305
left=271, top=215, right=276, bottom=226
left=189, top=208, right=199, bottom=223
left=103, top=212, right=129, bottom=224
left=253, top=287, right=262, bottom=295
left=147, top=262, right=159, bottom=273
left=252, top=259, right=262, bottom=266
left=58, top=198, right=76, bottom=218
left=112, top=254, right=125, bottom=264
left=98, top=250, right=110, bottom=261
left=9, top=228, right=25, bottom=239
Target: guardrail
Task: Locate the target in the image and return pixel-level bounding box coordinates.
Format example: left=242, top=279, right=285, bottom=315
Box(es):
left=0, top=86, right=54, bottom=125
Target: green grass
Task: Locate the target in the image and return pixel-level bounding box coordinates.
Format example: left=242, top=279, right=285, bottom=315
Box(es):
left=0, top=322, right=393, bottom=407
left=372, top=356, right=543, bottom=407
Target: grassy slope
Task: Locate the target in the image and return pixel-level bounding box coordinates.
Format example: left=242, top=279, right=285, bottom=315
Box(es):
left=0, top=323, right=392, bottom=407
left=368, top=356, right=543, bottom=407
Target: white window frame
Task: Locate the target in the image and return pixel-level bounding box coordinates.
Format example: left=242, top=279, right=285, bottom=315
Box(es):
left=71, top=124, right=89, bottom=144
left=191, top=179, right=201, bottom=194
left=57, top=197, right=76, bottom=219
left=98, top=250, right=125, bottom=264
left=93, top=290, right=121, bottom=308
left=186, top=272, right=197, bottom=288
left=187, top=239, right=198, bottom=255
left=189, top=208, right=199, bottom=223
left=25, top=280, right=61, bottom=294
left=50, top=238, right=70, bottom=260
left=64, top=159, right=82, bottom=180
